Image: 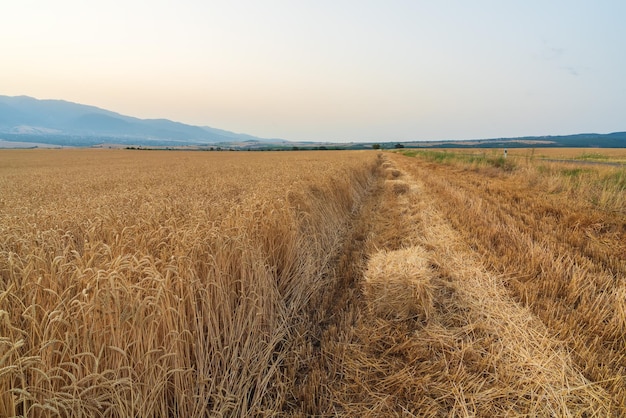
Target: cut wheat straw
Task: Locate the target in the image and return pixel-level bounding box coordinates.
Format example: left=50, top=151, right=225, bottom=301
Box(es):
left=363, top=247, right=434, bottom=322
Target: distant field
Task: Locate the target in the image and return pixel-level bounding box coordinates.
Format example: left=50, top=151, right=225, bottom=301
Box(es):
left=512, top=147, right=626, bottom=160
left=415, top=147, right=626, bottom=163
left=1, top=149, right=624, bottom=416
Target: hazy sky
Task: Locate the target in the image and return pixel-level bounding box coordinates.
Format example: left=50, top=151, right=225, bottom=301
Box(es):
left=2, top=1, right=625, bottom=142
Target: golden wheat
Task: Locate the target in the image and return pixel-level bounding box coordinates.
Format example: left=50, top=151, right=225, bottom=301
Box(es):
left=0, top=149, right=379, bottom=417
left=1, top=147, right=622, bottom=416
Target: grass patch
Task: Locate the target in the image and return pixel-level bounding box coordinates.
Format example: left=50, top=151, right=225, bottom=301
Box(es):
left=560, top=167, right=592, bottom=177
left=487, top=155, right=516, bottom=171
left=576, top=152, right=610, bottom=161
left=397, top=150, right=457, bottom=163
left=398, top=149, right=516, bottom=171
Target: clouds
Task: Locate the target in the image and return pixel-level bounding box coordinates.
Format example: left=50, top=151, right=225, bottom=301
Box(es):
left=535, top=39, right=581, bottom=76
left=561, top=66, right=580, bottom=76
left=539, top=42, right=565, bottom=61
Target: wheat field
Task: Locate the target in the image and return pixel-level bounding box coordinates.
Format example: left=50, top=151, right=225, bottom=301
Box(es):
left=0, top=149, right=380, bottom=416
left=1, top=148, right=624, bottom=416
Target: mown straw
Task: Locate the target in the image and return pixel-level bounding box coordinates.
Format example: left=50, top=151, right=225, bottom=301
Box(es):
left=0, top=149, right=380, bottom=417
left=387, top=152, right=624, bottom=414
left=292, top=157, right=616, bottom=416
left=363, top=247, right=434, bottom=322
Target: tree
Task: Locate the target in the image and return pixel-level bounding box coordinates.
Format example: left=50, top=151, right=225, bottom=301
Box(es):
left=394, top=143, right=405, bottom=149
left=372, top=143, right=381, bottom=150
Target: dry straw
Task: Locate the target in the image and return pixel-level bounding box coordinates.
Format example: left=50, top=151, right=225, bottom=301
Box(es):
left=385, top=151, right=624, bottom=415
left=1, top=149, right=621, bottom=416
left=0, top=149, right=380, bottom=417
left=335, top=158, right=619, bottom=416
left=363, top=246, right=434, bottom=322
left=390, top=180, right=410, bottom=194
left=385, top=168, right=401, bottom=179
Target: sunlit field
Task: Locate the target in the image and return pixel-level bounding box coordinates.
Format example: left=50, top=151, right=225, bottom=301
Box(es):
left=509, top=147, right=626, bottom=162
left=1, top=149, right=624, bottom=416
left=413, top=147, right=626, bottom=163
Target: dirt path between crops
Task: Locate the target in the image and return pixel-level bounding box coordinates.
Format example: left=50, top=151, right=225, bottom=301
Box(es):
left=287, top=155, right=618, bottom=416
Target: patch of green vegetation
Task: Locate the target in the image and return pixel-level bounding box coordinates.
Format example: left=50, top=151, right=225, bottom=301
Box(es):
left=427, top=151, right=457, bottom=164
left=560, top=168, right=592, bottom=177
left=576, top=153, right=610, bottom=161
left=487, top=156, right=516, bottom=171
left=398, top=150, right=419, bottom=157
left=397, top=150, right=456, bottom=163
left=465, top=154, right=488, bottom=165
left=398, top=149, right=516, bottom=171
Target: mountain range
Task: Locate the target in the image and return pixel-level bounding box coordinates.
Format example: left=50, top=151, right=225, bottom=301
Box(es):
left=0, top=95, right=274, bottom=147
left=0, top=95, right=624, bottom=149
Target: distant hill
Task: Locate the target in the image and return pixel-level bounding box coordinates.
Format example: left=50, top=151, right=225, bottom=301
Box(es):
left=0, top=95, right=275, bottom=147
left=0, top=95, right=624, bottom=149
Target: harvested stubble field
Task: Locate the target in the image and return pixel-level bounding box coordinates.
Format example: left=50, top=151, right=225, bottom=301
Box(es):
left=0, top=148, right=624, bottom=416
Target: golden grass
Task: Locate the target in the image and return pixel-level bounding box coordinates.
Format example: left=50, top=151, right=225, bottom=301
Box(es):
left=363, top=247, right=434, bottom=321
left=390, top=150, right=625, bottom=414
left=385, top=168, right=402, bottom=179
left=511, top=147, right=626, bottom=161
left=0, top=149, right=380, bottom=416
left=1, top=148, right=622, bottom=416
left=411, top=147, right=626, bottom=160
left=292, top=160, right=614, bottom=416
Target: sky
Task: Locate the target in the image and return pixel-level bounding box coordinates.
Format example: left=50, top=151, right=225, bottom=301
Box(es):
left=2, top=1, right=625, bottom=142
